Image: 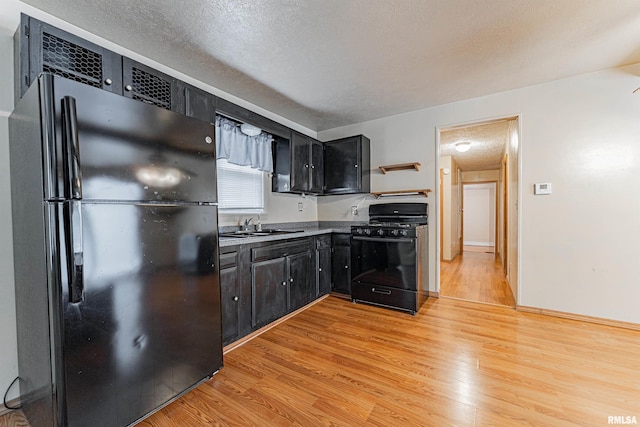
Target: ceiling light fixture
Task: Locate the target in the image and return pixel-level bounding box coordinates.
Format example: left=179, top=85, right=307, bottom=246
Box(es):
left=240, top=123, right=262, bottom=136
left=455, top=141, right=471, bottom=152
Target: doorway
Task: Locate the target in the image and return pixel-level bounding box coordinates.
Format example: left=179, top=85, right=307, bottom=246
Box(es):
left=463, top=182, right=496, bottom=254
left=437, top=117, right=519, bottom=307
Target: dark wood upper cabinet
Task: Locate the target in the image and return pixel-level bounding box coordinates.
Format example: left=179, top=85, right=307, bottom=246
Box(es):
left=183, top=83, right=216, bottom=123
left=273, top=131, right=324, bottom=195
left=15, top=14, right=183, bottom=113
left=15, top=14, right=122, bottom=102
left=15, top=14, right=372, bottom=196
left=122, top=58, right=183, bottom=113
left=291, top=132, right=324, bottom=194
left=310, top=140, right=324, bottom=194
left=274, top=133, right=370, bottom=196
left=291, top=132, right=310, bottom=192
left=216, top=97, right=292, bottom=140
left=324, top=135, right=370, bottom=195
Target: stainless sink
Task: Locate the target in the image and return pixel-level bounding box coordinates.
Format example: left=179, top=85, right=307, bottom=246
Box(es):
left=219, top=229, right=304, bottom=238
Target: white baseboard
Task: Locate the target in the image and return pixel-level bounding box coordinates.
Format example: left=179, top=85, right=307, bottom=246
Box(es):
left=464, top=241, right=495, bottom=246
left=516, top=305, right=640, bottom=331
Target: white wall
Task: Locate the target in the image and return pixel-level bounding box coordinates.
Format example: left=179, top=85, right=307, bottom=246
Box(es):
left=463, top=183, right=496, bottom=246
left=462, top=170, right=500, bottom=182
left=0, top=17, right=18, bottom=403
left=319, top=63, right=640, bottom=324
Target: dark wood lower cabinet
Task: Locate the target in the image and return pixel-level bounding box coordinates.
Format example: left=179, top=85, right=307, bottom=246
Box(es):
left=316, top=235, right=332, bottom=296
left=288, top=251, right=314, bottom=311
left=219, top=245, right=252, bottom=346
left=220, top=233, right=347, bottom=346
left=251, top=257, right=288, bottom=328
left=332, top=233, right=352, bottom=295
left=219, top=265, right=240, bottom=345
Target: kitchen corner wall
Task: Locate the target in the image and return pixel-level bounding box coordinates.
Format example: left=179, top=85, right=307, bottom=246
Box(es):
left=319, top=62, right=640, bottom=325
left=0, top=20, right=18, bottom=403
left=0, top=1, right=319, bottom=402
left=218, top=191, right=318, bottom=227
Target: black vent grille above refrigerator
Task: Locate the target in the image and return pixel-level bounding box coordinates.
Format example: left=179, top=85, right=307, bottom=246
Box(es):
left=131, top=67, right=171, bottom=110
left=42, top=32, right=103, bottom=88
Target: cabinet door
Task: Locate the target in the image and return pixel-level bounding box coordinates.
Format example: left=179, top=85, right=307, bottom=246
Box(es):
left=122, top=58, right=183, bottom=113
left=288, top=251, right=314, bottom=311
left=220, top=266, right=240, bottom=345
left=317, top=247, right=332, bottom=295
left=251, top=257, right=288, bottom=328
left=324, top=135, right=370, bottom=194
left=332, top=234, right=352, bottom=295
left=291, top=132, right=310, bottom=192
left=184, top=83, right=216, bottom=123
left=324, top=137, right=360, bottom=194
left=21, top=16, right=122, bottom=98
left=310, top=140, right=324, bottom=194
left=332, top=246, right=352, bottom=294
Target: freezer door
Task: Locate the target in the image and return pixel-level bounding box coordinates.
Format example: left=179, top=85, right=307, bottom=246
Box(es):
left=56, top=202, right=222, bottom=426
left=43, top=74, right=217, bottom=203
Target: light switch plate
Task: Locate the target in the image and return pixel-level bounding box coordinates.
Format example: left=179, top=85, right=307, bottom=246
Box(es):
left=534, top=183, right=552, bottom=195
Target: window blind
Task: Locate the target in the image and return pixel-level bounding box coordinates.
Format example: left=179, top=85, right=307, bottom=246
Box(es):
left=217, top=158, right=264, bottom=213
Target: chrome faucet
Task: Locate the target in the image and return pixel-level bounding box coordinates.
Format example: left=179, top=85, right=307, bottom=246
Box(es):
left=242, top=217, right=255, bottom=231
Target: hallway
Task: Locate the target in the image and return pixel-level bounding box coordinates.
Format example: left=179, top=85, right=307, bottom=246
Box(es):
left=440, top=247, right=515, bottom=306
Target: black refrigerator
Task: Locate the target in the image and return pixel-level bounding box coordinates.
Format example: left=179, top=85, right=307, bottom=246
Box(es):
left=9, top=74, right=223, bottom=426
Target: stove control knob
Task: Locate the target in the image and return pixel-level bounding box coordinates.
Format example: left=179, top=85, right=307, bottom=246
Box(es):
left=377, top=229, right=385, bottom=236
left=364, top=229, right=371, bottom=235
left=400, top=230, right=408, bottom=237
left=391, top=229, right=399, bottom=236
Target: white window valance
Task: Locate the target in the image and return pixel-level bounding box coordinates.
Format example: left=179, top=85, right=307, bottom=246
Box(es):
left=215, top=115, right=273, bottom=173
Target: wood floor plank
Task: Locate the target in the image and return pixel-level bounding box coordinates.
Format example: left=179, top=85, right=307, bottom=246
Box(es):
left=3, top=296, right=640, bottom=426
left=441, top=250, right=515, bottom=306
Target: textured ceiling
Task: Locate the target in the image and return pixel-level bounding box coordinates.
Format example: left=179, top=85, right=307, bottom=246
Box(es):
left=440, top=119, right=514, bottom=171
left=19, top=0, right=640, bottom=131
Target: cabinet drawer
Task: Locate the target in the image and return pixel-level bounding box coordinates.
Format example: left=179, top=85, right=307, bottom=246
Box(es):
left=332, top=233, right=351, bottom=247
left=351, top=282, right=418, bottom=314
left=219, top=251, right=238, bottom=270
left=316, top=234, right=332, bottom=249
left=251, top=239, right=311, bottom=262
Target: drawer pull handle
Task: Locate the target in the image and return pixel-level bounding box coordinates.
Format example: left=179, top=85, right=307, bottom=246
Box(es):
left=233, top=296, right=239, bottom=302
left=372, top=288, right=392, bottom=295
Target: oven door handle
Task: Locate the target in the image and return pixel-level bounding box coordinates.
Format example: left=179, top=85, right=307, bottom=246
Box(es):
left=352, top=236, right=415, bottom=243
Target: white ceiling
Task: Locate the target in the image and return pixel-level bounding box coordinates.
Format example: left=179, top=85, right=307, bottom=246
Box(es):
left=19, top=0, right=640, bottom=131
left=440, top=119, right=514, bottom=171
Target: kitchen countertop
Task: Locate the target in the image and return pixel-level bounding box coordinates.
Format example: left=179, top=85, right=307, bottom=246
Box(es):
left=218, top=222, right=360, bottom=247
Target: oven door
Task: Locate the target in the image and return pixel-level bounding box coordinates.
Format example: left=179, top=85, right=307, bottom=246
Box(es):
left=351, top=235, right=417, bottom=290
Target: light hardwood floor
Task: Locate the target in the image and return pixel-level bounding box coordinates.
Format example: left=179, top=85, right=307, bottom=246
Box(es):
left=3, top=296, right=640, bottom=426
left=440, top=249, right=516, bottom=306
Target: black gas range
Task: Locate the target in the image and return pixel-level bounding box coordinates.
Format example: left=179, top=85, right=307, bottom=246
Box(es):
left=350, top=203, right=429, bottom=314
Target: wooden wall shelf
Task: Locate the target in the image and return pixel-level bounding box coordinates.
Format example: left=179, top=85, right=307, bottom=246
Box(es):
left=370, top=189, right=431, bottom=199
left=378, top=162, right=421, bottom=174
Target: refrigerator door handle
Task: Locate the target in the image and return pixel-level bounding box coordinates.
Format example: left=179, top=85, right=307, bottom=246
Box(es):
left=62, top=96, right=83, bottom=199
left=65, top=200, right=84, bottom=303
